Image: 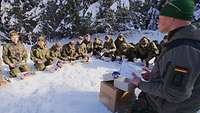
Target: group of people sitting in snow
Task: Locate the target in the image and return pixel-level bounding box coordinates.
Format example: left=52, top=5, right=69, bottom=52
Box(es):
left=0, top=30, right=167, bottom=86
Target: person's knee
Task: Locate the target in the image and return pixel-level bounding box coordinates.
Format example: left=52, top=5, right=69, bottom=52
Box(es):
left=9, top=68, right=21, bottom=77
left=35, top=63, right=45, bottom=71
left=20, top=64, right=31, bottom=72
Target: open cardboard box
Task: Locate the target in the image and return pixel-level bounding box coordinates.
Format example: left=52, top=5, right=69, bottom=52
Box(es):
left=99, top=81, right=134, bottom=113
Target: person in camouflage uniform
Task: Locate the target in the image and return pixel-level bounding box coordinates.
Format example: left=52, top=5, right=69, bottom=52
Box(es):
left=114, top=33, right=128, bottom=61
left=102, top=35, right=116, bottom=60
left=30, top=36, right=51, bottom=71
left=75, top=38, right=88, bottom=61
left=125, top=43, right=137, bottom=62
left=2, top=30, right=31, bottom=77
left=93, top=37, right=103, bottom=57
left=82, top=34, right=93, bottom=54
left=61, top=41, right=77, bottom=61
left=49, top=42, right=65, bottom=63
left=135, top=36, right=150, bottom=61
left=135, top=36, right=159, bottom=67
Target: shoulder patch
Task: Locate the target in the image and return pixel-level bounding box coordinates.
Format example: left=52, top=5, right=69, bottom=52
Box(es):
left=171, top=66, right=190, bottom=87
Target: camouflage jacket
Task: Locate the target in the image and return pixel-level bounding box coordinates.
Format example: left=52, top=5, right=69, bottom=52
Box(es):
left=114, top=39, right=127, bottom=51
left=83, top=40, right=93, bottom=53
left=93, top=41, right=103, bottom=50
left=49, top=45, right=65, bottom=61
left=103, top=40, right=116, bottom=52
left=76, top=43, right=87, bottom=56
left=30, top=44, right=50, bottom=63
left=61, top=43, right=77, bottom=59
left=2, top=42, right=28, bottom=65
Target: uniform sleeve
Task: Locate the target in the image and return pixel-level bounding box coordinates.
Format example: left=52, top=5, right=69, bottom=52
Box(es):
left=139, top=46, right=200, bottom=103
left=61, top=47, right=67, bottom=57
left=110, top=43, right=116, bottom=52
left=30, top=48, right=39, bottom=63
left=49, top=50, right=55, bottom=61
left=2, top=45, right=12, bottom=65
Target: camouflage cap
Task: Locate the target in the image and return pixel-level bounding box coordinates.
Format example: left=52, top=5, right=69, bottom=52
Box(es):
left=37, top=36, right=45, bottom=42
left=9, top=30, right=18, bottom=38
left=118, top=33, right=124, bottom=38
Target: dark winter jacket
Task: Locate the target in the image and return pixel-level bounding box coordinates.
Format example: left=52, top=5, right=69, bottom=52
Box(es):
left=139, top=25, right=200, bottom=113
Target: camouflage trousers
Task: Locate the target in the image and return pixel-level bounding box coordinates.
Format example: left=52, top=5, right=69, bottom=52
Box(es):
left=34, top=61, right=51, bottom=71
left=115, top=49, right=126, bottom=57
left=103, top=51, right=115, bottom=58
left=9, top=64, right=31, bottom=77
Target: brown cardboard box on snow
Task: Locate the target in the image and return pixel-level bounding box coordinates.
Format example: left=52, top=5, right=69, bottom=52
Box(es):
left=99, top=81, right=135, bottom=113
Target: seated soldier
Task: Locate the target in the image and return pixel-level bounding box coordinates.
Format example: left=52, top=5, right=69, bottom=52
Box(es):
left=135, top=36, right=150, bottom=65
left=93, top=37, right=103, bottom=58
left=82, top=34, right=93, bottom=54
left=61, top=41, right=77, bottom=62
left=3, top=30, right=31, bottom=77
left=135, top=36, right=159, bottom=67
left=49, top=42, right=65, bottom=64
left=114, top=33, right=128, bottom=61
left=125, top=43, right=137, bottom=62
left=75, top=37, right=88, bottom=61
left=30, top=36, right=51, bottom=71
left=135, top=37, right=150, bottom=59
left=102, top=35, right=116, bottom=61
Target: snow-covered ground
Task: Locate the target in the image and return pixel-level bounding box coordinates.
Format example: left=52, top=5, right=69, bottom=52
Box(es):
left=0, top=30, right=199, bottom=113
left=0, top=58, right=121, bottom=113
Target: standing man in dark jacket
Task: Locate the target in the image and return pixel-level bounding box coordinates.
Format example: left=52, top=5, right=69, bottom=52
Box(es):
left=132, top=0, right=200, bottom=113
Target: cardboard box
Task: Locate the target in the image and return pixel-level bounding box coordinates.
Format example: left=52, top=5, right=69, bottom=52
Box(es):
left=114, top=77, right=135, bottom=92
left=99, top=81, right=134, bottom=113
